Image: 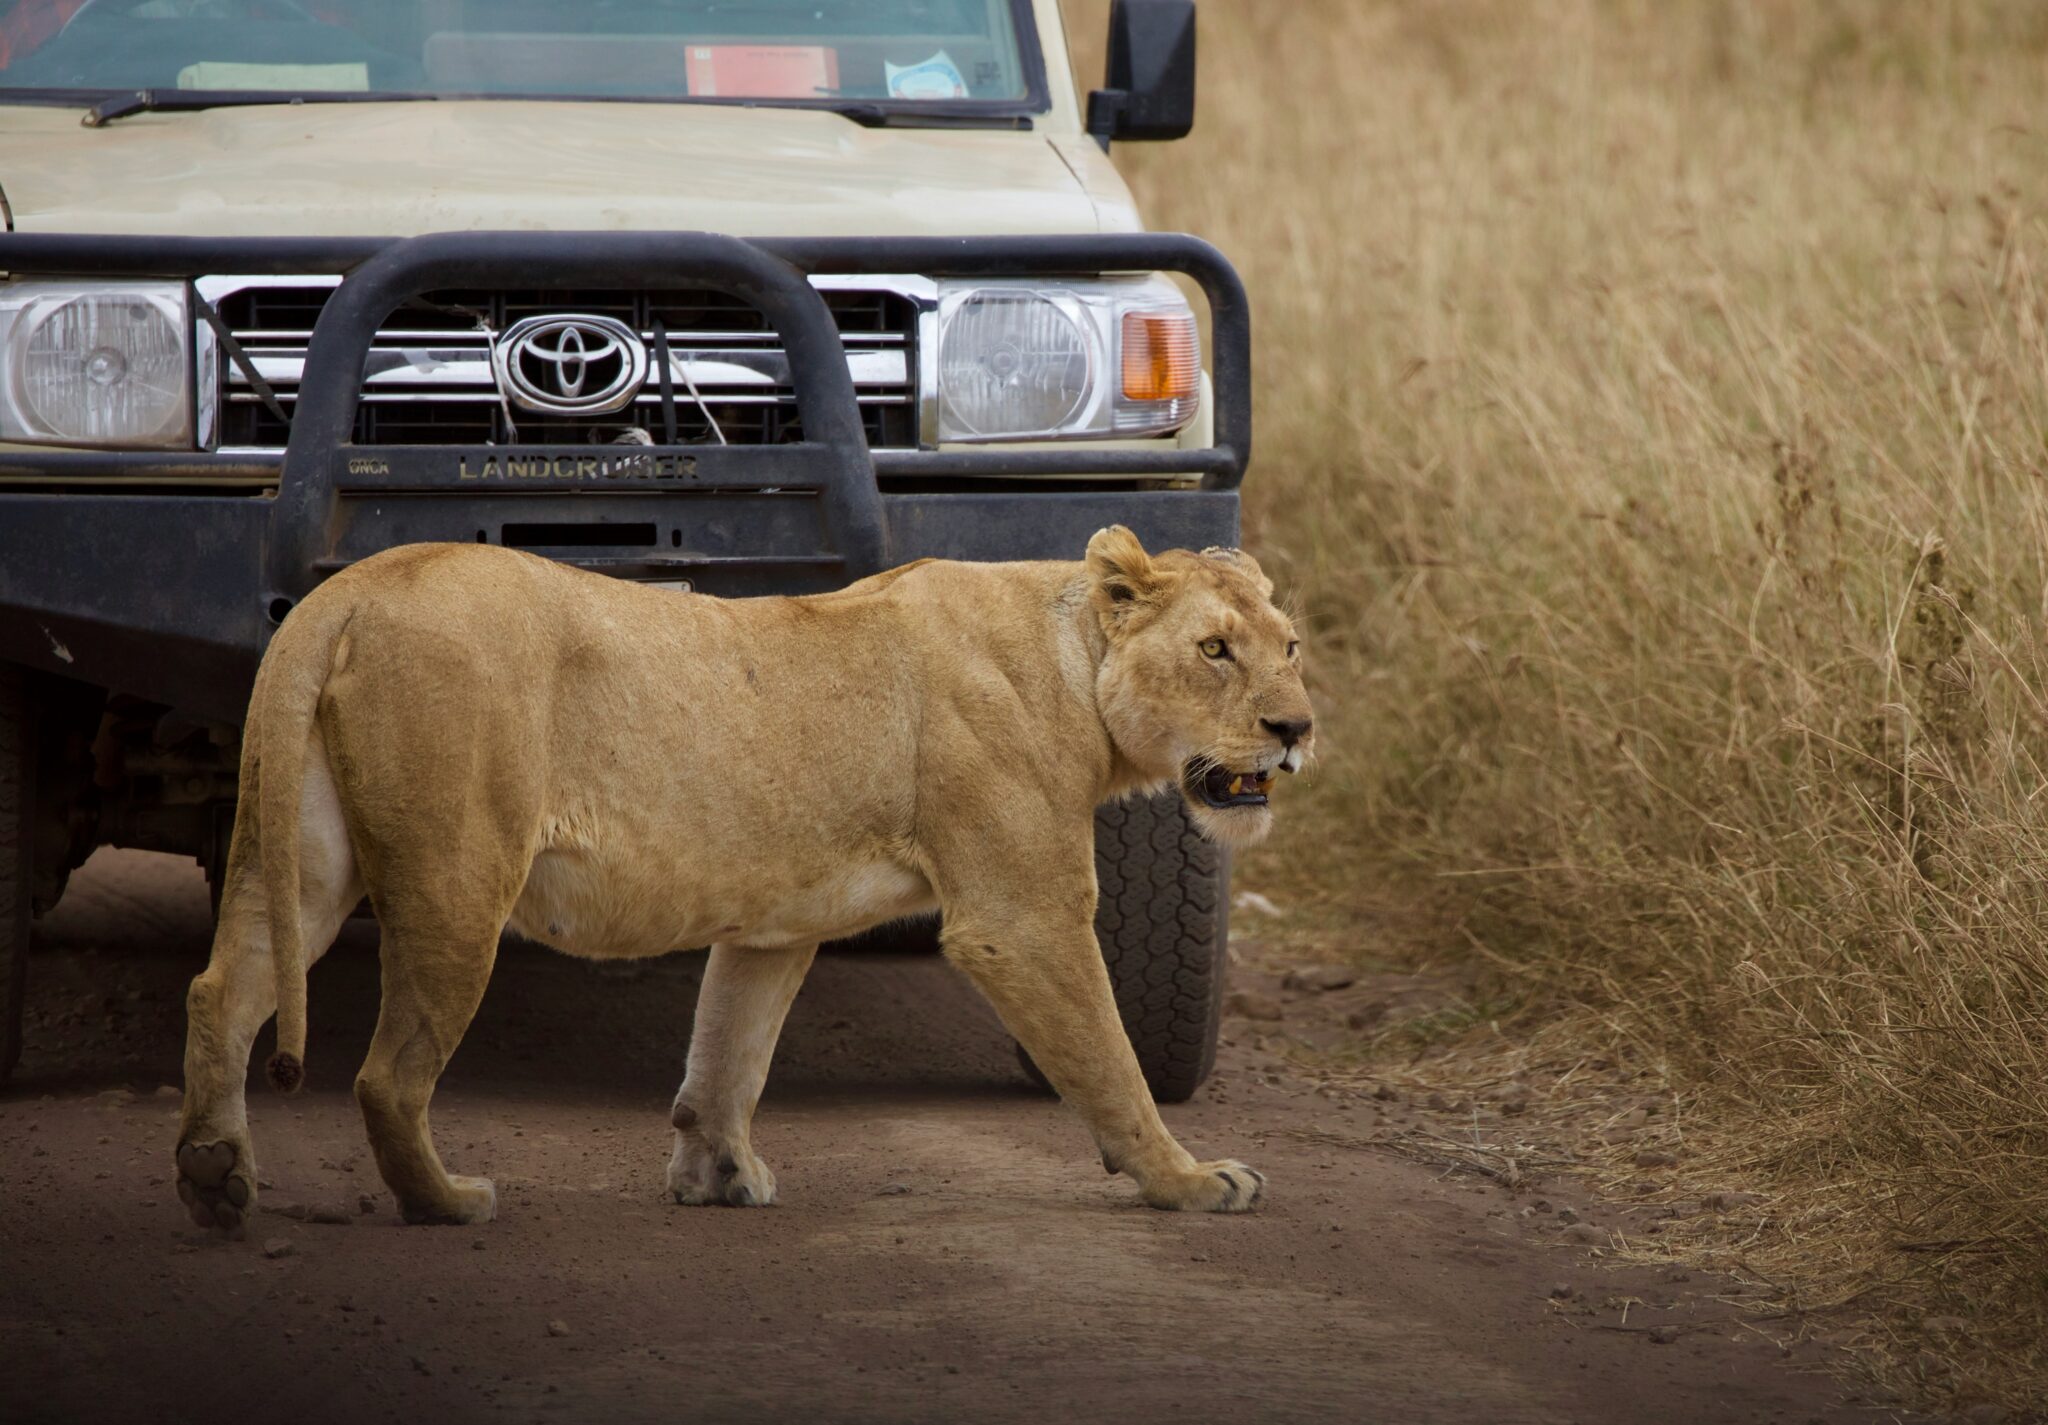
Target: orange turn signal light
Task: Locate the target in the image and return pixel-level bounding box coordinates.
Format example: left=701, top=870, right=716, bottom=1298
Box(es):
left=1121, top=311, right=1200, bottom=404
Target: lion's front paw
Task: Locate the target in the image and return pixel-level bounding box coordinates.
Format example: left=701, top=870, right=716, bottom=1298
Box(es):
left=1141, top=1159, right=1266, bottom=1213
left=667, top=1133, right=777, bottom=1208
left=176, top=1137, right=256, bottom=1233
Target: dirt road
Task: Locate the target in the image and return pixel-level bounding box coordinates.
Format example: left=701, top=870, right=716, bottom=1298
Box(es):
left=2, top=851, right=1900, bottom=1424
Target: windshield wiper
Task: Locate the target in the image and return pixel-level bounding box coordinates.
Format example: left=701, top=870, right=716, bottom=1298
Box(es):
left=83, top=89, right=429, bottom=128
left=79, top=89, right=1025, bottom=130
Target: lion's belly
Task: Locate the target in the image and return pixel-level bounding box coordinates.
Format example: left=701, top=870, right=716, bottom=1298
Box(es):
left=722, top=860, right=937, bottom=948
left=507, top=843, right=935, bottom=958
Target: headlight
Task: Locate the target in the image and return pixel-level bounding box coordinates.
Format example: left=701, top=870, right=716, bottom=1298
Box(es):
left=0, top=282, right=193, bottom=449
left=934, top=276, right=1200, bottom=443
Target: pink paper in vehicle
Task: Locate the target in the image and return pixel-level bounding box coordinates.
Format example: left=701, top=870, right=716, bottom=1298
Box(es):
left=684, top=45, right=838, bottom=99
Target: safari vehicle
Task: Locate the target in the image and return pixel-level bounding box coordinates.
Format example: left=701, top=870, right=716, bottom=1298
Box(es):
left=0, top=0, right=1251, bottom=1100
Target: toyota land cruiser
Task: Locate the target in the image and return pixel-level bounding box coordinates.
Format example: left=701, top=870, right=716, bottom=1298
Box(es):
left=0, top=0, right=1251, bottom=1099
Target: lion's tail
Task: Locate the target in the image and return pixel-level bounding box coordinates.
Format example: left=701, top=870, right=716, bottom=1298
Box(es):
left=252, top=595, right=353, bottom=1093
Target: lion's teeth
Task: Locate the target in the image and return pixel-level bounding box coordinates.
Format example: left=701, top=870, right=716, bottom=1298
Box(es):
left=1228, top=776, right=1242, bottom=795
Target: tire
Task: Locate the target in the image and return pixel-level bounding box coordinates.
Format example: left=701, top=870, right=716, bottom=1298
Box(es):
left=0, top=666, right=34, bottom=1083
left=1018, top=791, right=1229, bottom=1103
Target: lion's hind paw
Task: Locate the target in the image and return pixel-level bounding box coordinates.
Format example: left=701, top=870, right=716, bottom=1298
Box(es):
left=399, top=1174, right=498, bottom=1226
left=175, top=1138, right=255, bottom=1233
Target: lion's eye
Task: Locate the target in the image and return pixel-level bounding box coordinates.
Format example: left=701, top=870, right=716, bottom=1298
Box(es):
left=1287, top=640, right=1300, bottom=659
left=1200, top=637, right=1230, bottom=660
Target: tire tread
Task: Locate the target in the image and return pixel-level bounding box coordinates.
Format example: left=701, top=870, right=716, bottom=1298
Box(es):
left=1087, top=791, right=1229, bottom=1103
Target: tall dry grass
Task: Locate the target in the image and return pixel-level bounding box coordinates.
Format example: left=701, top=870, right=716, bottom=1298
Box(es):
left=1070, top=0, right=2048, bottom=1405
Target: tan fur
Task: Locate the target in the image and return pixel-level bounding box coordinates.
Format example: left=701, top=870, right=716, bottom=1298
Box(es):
left=174, top=528, right=1314, bottom=1228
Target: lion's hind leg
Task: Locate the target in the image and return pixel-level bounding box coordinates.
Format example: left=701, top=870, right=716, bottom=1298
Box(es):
left=177, top=742, right=361, bottom=1232
left=352, top=909, right=504, bottom=1225
left=668, top=941, right=817, bottom=1207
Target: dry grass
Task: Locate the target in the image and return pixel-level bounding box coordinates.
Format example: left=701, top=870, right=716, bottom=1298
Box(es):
left=1067, top=0, right=2048, bottom=1410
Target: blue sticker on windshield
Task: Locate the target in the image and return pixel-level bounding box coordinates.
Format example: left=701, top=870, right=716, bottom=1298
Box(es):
left=885, top=50, right=969, bottom=101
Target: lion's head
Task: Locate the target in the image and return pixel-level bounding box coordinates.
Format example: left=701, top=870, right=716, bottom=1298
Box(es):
left=1085, top=526, right=1315, bottom=846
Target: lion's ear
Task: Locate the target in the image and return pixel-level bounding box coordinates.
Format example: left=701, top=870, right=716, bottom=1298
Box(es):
left=1201, top=546, right=1275, bottom=600
left=1086, top=526, right=1165, bottom=624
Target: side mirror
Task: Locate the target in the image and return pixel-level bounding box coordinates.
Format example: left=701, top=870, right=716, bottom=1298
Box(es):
left=1085, top=0, right=1196, bottom=150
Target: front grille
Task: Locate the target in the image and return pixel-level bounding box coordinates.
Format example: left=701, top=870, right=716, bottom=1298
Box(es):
left=204, top=281, right=922, bottom=450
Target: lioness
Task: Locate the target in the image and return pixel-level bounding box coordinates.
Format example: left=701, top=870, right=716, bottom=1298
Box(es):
left=175, top=527, right=1313, bottom=1228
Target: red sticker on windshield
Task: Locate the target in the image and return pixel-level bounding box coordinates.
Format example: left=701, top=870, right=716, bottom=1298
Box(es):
left=685, top=46, right=839, bottom=99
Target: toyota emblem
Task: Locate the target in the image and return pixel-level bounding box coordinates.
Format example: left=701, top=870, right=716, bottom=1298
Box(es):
left=492, top=315, right=649, bottom=416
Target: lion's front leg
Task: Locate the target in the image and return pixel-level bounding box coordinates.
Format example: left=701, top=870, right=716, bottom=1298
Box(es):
left=667, top=941, right=817, bottom=1208
left=939, top=898, right=1264, bottom=1215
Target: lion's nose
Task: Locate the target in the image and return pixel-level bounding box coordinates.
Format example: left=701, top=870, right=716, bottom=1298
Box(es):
left=1261, top=717, right=1312, bottom=748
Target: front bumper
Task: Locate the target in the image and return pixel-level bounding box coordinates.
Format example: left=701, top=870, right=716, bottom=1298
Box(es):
left=0, top=231, right=1249, bottom=723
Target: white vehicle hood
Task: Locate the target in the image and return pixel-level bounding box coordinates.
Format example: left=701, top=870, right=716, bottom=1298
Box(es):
left=0, top=100, right=1139, bottom=238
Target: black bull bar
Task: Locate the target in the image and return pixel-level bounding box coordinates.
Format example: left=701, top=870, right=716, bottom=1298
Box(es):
left=0, top=232, right=1250, bottom=723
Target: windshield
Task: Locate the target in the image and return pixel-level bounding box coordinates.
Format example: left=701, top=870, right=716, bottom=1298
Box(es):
left=0, top=0, right=1044, bottom=111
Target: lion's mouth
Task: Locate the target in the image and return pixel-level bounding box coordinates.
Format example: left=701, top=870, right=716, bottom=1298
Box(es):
left=1187, top=763, right=1276, bottom=809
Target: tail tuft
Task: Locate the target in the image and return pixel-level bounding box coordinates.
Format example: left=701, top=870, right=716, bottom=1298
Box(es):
left=250, top=599, right=352, bottom=1096
left=266, top=1051, right=304, bottom=1093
